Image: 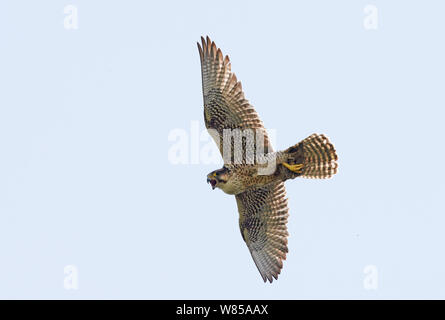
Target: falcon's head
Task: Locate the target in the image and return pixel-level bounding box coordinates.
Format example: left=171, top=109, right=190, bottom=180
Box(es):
left=207, top=167, right=230, bottom=190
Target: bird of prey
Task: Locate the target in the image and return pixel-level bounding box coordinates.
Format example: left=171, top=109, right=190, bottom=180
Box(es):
left=197, top=36, right=338, bottom=283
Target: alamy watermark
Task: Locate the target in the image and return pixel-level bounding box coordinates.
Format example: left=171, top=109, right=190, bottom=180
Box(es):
left=168, top=120, right=278, bottom=175
left=64, top=265, right=79, bottom=290
left=363, top=265, right=378, bottom=290
left=364, top=5, right=379, bottom=30
left=64, top=5, right=78, bottom=30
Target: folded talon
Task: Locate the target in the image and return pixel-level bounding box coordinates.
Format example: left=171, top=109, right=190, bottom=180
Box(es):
left=282, top=162, right=304, bottom=173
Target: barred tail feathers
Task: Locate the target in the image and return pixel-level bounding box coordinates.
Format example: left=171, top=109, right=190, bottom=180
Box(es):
left=283, top=134, right=338, bottom=179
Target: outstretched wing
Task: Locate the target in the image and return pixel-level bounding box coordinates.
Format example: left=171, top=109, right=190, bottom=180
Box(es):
left=236, top=181, right=289, bottom=283
left=197, top=36, right=272, bottom=163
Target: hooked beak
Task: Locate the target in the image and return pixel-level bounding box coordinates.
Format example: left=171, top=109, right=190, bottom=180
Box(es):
left=207, top=177, right=217, bottom=190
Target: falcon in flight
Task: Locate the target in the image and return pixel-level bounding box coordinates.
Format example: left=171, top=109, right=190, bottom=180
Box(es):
left=197, top=36, right=338, bottom=283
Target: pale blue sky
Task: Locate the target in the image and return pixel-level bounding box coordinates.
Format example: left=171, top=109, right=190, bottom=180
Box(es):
left=0, top=1, right=444, bottom=299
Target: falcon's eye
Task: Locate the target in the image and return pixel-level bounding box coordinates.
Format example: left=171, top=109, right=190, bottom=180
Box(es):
left=217, top=167, right=229, bottom=176
left=214, top=170, right=223, bottom=177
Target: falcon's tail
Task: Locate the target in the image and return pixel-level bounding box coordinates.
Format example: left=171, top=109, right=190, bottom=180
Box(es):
left=282, top=134, right=338, bottom=179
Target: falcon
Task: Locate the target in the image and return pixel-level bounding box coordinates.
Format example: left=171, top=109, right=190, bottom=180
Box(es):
left=197, top=36, right=338, bottom=283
